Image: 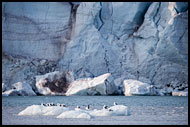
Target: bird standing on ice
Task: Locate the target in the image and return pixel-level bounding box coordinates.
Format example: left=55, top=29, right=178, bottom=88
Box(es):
left=51, top=102, right=56, bottom=106
left=62, top=104, right=66, bottom=107
left=57, top=103, right=61, bottom=107
left=86, top=105, right=90, bottom=110
left=114, top=102, right=118, bottom=106
left=41, top=103, right=46, bottom=106
left=46, top=103, right=50, bottom=106
left=108, top=109, right=113, bottom=112
left=75, top=106, right=81, bottom=110
left=103, top=105, right=108, bottom=109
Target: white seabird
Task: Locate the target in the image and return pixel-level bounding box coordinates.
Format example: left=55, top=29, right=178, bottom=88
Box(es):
left=114, top=102, right=118, bottom=106
left=41, top=103, right=46, bottom=106
left=108, top=109, right=113, bottom=112
left=61, top=104, right=66, bottom=107
left=103, top=105, right=108, bottom=109
left=46, top=103, right=50, bottom=106
left=57, top=103, right=61, bottom=106
left=75, top=106, right=81, bottom=110
left=85, top=105, right=90, bottom=110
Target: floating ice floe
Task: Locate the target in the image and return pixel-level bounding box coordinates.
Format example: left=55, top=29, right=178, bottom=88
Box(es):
left=108, top=105, right=130, bottom=116
left=18, top=105, right=69, bottom=116
left=43, top=106, right=70, bottom=116
left=89, top=109, right=113, bottom=117
left=57, top=110, right=92, bottom=119
left=18, top=104, right=130, bottom=119
left=18, top=105, right=44, bottom=116
left=89, top=105, right=129, bottom=117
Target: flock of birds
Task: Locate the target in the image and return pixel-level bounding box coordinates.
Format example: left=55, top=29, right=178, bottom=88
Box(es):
left=18, top=102, right=129, bottom=118
left=41, top=102, right=118, bottom=111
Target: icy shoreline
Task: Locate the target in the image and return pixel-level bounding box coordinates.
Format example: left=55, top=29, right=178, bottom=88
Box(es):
left=2, top=72, right=188, bottom=97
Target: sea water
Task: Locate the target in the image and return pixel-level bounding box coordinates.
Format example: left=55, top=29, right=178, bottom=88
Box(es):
left=2, top=96, right=188, bottom=125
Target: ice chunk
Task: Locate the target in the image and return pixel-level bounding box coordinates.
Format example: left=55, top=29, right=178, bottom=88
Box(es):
left=2, top=82, right=36, bottom=96
left=172, top=91, right=188, bottom=96
left=43, top=107, right=69, bottom=116
left=57, top=110, right=91, bottom=119
left=18, top=105, right=44, bottom=116
left=89, top=105, right=129, bottom=117
left=35, top=71, right=74, bottom=95
left=18, top=105, right=69, bottom=116
left=65, top=73, right=115, bottom=95
left=124, top=79, right=152, bottom=96
left=2, top=83, right=6, bottom=92
left=109, top=105, right=130, bottom=116
left=89, top=109, right=113, bottom=117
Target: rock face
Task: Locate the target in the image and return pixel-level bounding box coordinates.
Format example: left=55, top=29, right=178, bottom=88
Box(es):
left=123, top=79, right=153, bottom=96
left=2, top=82, right=36, bottom=96
left=65, top=73, right=116, bottom=96
left=2, top=2, right=188, bottom=95
left=2, top=52, right=57, bottom=93
left=35, top=71, right=74, bottom=95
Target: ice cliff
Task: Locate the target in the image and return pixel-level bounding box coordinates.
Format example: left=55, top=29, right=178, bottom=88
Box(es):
left=2, top=2, right=188, bottom=96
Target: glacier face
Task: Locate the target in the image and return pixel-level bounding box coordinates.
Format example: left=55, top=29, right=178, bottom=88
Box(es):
left=57, top=2, right=188, bottom=91
left=2, top=2, right=188, bottom=95
left=2, top=2, right=71, bottom=60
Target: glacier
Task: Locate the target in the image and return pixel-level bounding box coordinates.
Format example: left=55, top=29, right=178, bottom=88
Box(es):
left=2, top=2, right=188, bottom=96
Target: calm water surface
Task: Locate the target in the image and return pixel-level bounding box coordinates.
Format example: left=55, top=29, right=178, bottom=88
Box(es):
left=2, top=96, right=188, bottom=125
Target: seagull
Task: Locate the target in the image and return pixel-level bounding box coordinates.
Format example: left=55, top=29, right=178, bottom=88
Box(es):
left=108, top=109, right=113, bottom=112
left=41, top=103, right=46, bottom=106
left=103, top=105, right=108, bottom=109
left=62, top=104, right=66, bottom=107
left=51, top=102, right=55, bottom=106
left=114, top=102, right=118, bottom=106
left=85, top=105, right=90, bottom=110
left=75, top=105, right=81, bottom=110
